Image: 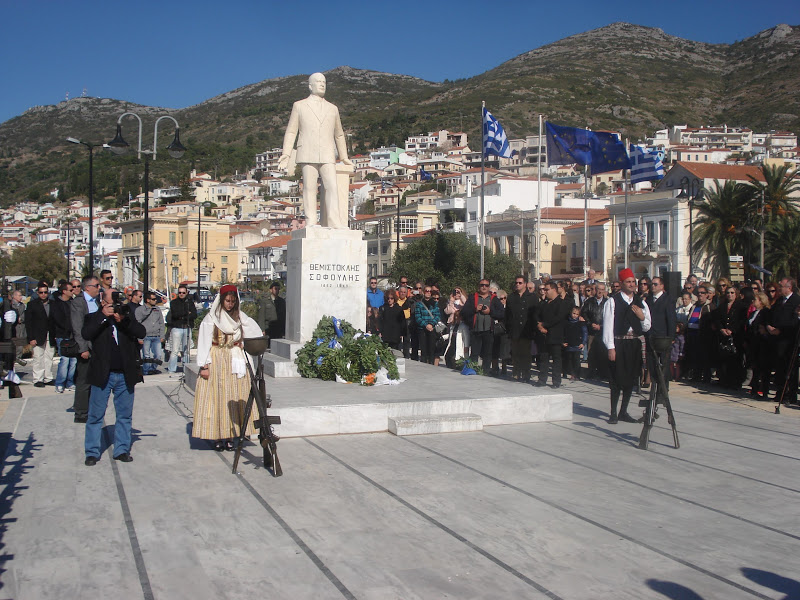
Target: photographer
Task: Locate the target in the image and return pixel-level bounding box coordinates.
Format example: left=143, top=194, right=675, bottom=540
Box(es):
left=167, top=285, right=197, bottom=373
left=83, top=288, right=146, bottom=466
left=135, top=292, right=165, bottom=375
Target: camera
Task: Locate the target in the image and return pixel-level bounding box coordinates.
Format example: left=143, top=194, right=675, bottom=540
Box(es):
left=110, top=291, right=130, bottom=316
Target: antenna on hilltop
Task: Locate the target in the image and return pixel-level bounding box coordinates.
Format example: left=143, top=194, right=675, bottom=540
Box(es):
left=81, top=87, right=88, bottom=97
left=65, top=91, right=69, bottom=102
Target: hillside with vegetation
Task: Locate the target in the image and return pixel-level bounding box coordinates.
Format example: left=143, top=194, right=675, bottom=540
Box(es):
left=0, top=22, right=797, bottom=207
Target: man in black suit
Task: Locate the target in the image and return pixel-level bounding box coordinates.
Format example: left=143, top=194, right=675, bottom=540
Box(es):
left=26, top=282, right=56, bottom=387
left=83, top=288, right=146, bottom=466
left=767, top=278, right=800, bottom=404
left=71, top=275, right=102, bottom=423
left=535, top=281, right=571, bottom=388
left=506, top=275, right=537, bottom=382
left=645, top=276, right=677, bottom=401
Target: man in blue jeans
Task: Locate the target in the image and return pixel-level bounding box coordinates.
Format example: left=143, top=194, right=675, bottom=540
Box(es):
left=51, top=281, right=77, bottom=392
left=135, top=291, right=165, bottom=375
left=83, top=288, right=146, bottom=465
left=167, top=285, right=196, bottom=373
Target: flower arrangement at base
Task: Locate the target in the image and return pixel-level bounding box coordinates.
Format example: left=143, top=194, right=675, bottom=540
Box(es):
left=295, top=316, right=400, bottom=385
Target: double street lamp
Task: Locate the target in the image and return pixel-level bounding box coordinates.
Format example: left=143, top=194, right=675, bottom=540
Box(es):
left=106, top=113, right=185, bottom=292
left=677, top=176, right=702, bottom=276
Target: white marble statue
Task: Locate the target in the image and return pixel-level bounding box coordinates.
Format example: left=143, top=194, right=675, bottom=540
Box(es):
left=279, top=73, right=352, bottom=228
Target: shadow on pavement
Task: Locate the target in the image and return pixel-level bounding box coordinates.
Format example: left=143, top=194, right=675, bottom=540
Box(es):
left=741, top=567, right=800, bottom=599
left=0, top=433, right=40, bottom=593
left=646, top=578, right=705, bottom=599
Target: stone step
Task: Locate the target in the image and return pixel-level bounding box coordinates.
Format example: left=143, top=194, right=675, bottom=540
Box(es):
left=388, top=413, right=483, bottom=436
left=261, top=352, right=300, bottom=378
left=270, top=338, right=304, bottom=361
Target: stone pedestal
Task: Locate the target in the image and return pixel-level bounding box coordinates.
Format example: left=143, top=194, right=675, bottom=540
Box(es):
left=285, top=226, right=367, bottom=343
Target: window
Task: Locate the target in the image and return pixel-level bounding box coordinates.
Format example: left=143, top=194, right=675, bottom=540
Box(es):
left=221, top=268, right=228, bottom=282
left=572, top=242, right=578, bottom=257
left=221, top=255, right=228, bottom=264
left=592, top=240, right=598, bottom=260
left=172, top=267, right=179, bottom=285
left=618, top=223, right=626, bottom=250
left=646, top=221, right=655, bottom=247
left=398, top=218, right=417, bottom=234
left=659, top=221, right=669, bottom=249
left=469, top=211, right=477, bottom=222
left=169, top=232, right=176, bottom=247
left=172, top=254, right=179, bottom=263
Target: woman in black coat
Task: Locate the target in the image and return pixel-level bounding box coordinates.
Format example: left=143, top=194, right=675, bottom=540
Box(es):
left=379, top=290, right=405, bottom=350
left=714, top=285, right=747, bottom=389
left=745, top=292, right=771, bottom=398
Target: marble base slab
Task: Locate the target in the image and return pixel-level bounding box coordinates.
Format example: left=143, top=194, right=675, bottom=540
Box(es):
left=389, top=413, right=483, bottom=436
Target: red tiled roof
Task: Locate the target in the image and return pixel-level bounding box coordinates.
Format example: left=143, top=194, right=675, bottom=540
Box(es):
left=402, top=228, right=435, bottom=240
left=675, top=161, right=765, bottom=182
left=246, top=234, right=291, bottom=249
left=540, top=208, right=608, bottom=221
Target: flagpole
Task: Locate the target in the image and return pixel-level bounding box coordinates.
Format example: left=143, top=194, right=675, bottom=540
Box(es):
left=480, top=101, right=485, bottom=280
left=536, top=113, right=542, bottom=281
left=624, top=138, right=630, bottom=270
left=583, top=164, right=589, bottom=277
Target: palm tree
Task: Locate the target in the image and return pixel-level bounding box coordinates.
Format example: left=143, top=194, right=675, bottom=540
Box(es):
left=692, top=179, right=754, bottom=280
left=747, top=163, right=800, bottom=228
left=765, top=218, right=800, bottom=281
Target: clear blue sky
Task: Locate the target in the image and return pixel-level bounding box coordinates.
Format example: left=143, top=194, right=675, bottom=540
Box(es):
left=1, top=0, right=795, bottom=124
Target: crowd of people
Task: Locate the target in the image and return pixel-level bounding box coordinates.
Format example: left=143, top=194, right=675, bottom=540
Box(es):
left=0, top=272, right=288, bottom=465
left=367, top=269, right=800, bottom=420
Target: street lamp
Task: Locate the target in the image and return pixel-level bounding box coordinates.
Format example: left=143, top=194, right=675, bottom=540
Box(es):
left=65, top=137, right=101, bottom=272
left=106, top=113, right=185, bottom=293
left=241, top=256, right=250, bottom=291
left=677, top=176, right=702, bottom=276
left=195, top=201, right=212, bottom=299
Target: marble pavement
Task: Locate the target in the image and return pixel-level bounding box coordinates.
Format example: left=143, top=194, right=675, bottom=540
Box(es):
left=1, top=372, right=799, bottom=599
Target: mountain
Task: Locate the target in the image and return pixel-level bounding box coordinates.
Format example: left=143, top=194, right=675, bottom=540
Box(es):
left=1, top=22, right=798, bottom=206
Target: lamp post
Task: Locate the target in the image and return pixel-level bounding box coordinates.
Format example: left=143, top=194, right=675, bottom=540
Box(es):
left=65, top=137, right=101, bottom=272
left=106, top=113, right=185, bottom=293
left=538, top=233, right=550, bottom=278
left=194, top=201, right=212, bottom=298
left=241, top=256, right=250, bottom=291
left=678, top=176, right=701, bottom=276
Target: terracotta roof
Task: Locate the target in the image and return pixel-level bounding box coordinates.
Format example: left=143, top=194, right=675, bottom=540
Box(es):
left=564, top=217, right=611, bottom=230
left=540, top=208, right=609, bottom=221
left=246, top=234, right=291, bottom=250
left=402, top=228, right=436, bottom=240
left=675, top=161, right=765, bottom=182
left=556, top=183, right=584, bottom=190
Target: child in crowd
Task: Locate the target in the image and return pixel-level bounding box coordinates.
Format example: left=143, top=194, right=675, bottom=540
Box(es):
left=563, top=306, right=587, bottom=381
left=670, top=323, right=686, bottom=381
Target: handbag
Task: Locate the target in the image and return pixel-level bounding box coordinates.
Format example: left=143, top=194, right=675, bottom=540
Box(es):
left=59, top=338, right=81, bottom=358
left=434, top=321, right=447, bottom=335
left=718, top=336, right=736, bottom=356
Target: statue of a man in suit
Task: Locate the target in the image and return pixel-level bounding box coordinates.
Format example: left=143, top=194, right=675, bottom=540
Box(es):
left=279, top=72, right=352, bottom=228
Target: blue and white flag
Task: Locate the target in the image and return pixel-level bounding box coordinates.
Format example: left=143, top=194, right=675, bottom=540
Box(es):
left=483, top=107, right=514, bottom=159
left=629, top=145, right=665, bottom=185
left=419, top=167, right=433, bottom=181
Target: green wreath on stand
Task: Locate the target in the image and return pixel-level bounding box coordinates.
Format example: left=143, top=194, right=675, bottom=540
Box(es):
left=295, top=316, right=400, bottom=385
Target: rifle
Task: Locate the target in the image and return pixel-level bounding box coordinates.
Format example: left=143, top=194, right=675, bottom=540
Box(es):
left=232, top=336, right=282, bottom=476
left=638, top=339, right=679, bottom=450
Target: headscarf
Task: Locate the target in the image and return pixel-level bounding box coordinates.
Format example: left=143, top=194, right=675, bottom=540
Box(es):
left=209, top=285, right=247, bottom=377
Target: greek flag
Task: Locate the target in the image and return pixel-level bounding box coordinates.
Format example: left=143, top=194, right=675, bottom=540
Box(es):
left=629, top=145, right=665, bottom=185
left=419, top=167, right=433, bottom=181
left=483, top=107, right=513, bottom=159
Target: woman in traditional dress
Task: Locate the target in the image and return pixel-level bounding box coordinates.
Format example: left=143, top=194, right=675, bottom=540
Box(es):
left=193, top=285, right=262, bottom=450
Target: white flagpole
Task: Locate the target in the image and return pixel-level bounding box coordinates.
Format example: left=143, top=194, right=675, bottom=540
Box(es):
left=536, top=114, right=542, bottom=280
left=583, top=164, right=589, bottom=277
left=624, top=138, right=630, bottom=270
left=480, top=101, right=485, bottom=279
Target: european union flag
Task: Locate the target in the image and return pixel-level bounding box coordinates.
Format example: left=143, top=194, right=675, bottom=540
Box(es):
left=545, top=122, right=593, bottom=166
left=545, top=122, right=631, bottom=174
left=590, top=131, right=631, bottom=174
left=419, top=167, right=433, bottom=181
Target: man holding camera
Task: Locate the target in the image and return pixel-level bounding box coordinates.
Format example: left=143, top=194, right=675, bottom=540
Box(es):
left=83, top=288, right=146, bottom=466
left=71, top=275, right=101, bottom=423
left=136, top=292, right=165, bottom=375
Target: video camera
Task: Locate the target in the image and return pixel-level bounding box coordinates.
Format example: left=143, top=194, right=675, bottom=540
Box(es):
left=110, top=291, right=131, bottom=316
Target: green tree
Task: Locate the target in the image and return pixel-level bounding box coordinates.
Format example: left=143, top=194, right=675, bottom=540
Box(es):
left=747, top=163, right=800, bottom=228
left=765, top=218, right=800, bottom=280
left=389, top=231, right=521, bottom=294
left=692, top=179, right=754, bottom=281
left=8, top=241, right=67, bottom=283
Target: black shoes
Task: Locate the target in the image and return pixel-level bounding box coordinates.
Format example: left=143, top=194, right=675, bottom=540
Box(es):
left=618, top=413, right=638, bottom=423
left=608, top=415, right=618, bottom=424
left=85, top=456, right=97, bottom=466
left=74, top=415, right=88, bottom=423
left=214, top=441, right=224, bottom=451
left=114, top=453, right=133, bottom=462
left=34, top=382, right=45, bottom=388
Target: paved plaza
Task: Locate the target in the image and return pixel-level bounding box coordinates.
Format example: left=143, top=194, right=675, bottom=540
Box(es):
left=0, top=366, right=798, bottom=599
